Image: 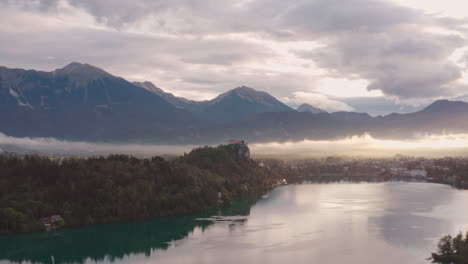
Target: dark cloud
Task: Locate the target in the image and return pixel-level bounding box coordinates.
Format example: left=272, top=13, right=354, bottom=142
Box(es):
left=0, top=15, right=280, bottom=98
left=297, top=30, right=466, bottom=99
left=285, top=0, right=467, bottom=100
left=1, top=0, right=60, bottom=12
left=282, top=0, right=424, bottom=33
left=1, top=0, right=263, bottom=32
left=2, top=0, right=171, bottom=26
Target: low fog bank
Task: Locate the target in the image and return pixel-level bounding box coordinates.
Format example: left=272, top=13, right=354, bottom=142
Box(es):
left=0, top=133, right=197, bottom=157
left=250, top=134, right=468, bottom=159
left=2, top=133, right=468, bottom=159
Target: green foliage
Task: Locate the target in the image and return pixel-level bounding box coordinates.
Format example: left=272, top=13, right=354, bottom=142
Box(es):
left=432, top=232, right=468, bottom=263
left=0, top=144, right=276, bottom=234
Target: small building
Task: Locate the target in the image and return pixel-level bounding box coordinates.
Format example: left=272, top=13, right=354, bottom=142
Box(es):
left=41, top=215, right=64, bottom=231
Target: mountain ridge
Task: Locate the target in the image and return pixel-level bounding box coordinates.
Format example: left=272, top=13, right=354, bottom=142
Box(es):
left=133, top=81, right=201, bottom=111
left=134, top=81, right=295, bottom=123
left=0, top=63, right=197, bottom=142
left=1, top=62, right=468, bottom=143
left=297, top=103, right=327, bottom=114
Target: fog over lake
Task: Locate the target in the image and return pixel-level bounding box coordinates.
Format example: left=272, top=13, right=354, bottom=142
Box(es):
left=2, top=133, right=468, bottom=158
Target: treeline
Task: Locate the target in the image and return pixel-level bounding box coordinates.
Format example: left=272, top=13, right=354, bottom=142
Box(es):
left=0, top=144, right=277, bottom=234
left=0, top=197, right=258, bottom=264
left=432, top=232, right=468, bottom=263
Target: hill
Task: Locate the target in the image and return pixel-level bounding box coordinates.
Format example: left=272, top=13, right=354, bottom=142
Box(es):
left=0, top=143, right=278, bottom=234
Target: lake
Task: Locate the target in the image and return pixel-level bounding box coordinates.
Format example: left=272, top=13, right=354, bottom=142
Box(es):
left=2, top=182, right=468, bottom=264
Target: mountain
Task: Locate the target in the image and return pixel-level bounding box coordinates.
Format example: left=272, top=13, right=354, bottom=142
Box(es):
left=0, top=63, right=197, bottom=142
left=2, top=63, right=468, bottom=144
left=197, top=86, right=295, bottom=123
left=420, top=99, right=468, bottom=114
left=0, top=63, right=295, bottom=142
left=297, top=103, right=326, bottom=114
left=369, top=100, right=468, bottom=138
left=330, top=111, right=372, bottom=122
left=135, top=83, right=295, bottom=123
left=200, top=100, right=468, bottom=143
left=133, top=81, right=202, bottom=112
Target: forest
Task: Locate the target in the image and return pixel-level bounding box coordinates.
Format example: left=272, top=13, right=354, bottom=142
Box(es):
left=0, top=143, right=278, bottom=234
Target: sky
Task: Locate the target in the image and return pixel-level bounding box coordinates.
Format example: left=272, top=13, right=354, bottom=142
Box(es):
left=0, top=0, right=467, bottom=115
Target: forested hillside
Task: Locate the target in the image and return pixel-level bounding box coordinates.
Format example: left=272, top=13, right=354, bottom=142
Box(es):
left=0, top=144, right=278, bottom=234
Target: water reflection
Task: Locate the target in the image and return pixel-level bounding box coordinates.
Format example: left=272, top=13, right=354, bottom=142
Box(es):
left=0, top=197, right=257, bottom=264
left=368, top=183, right=454, bottom=250
left=2, top=183, right=468, bottom=264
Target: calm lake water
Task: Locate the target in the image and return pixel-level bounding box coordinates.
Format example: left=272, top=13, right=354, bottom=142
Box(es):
left=2, top=182, right=468, bottom=264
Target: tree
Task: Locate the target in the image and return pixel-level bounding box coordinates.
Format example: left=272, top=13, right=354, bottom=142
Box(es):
left=432, top=232, right=468, bottom=263
left=0, top=144, right=276, bottom=234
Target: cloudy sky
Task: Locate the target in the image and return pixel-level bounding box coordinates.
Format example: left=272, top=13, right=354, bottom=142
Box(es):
left=1, top=0, right=467, bottom=114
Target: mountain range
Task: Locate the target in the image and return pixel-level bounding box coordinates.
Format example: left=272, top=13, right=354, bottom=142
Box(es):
left=1, top=62, right=468, bottom=144
left=133, top=82, right=294, bottom=123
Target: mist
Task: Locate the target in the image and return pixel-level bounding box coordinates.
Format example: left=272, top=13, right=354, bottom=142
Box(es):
left=250, top=134, right=468, bottom=159
left=0, top=133, right=197, bottom=157
left=2, top=133, right=468, bottom=159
